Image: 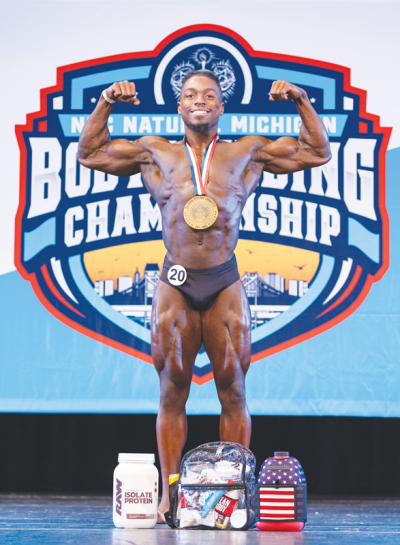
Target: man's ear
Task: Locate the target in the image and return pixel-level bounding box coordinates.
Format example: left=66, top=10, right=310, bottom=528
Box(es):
left=220, top=102, right=225, bottom=115
left=177, top=102, right=181, bottom=114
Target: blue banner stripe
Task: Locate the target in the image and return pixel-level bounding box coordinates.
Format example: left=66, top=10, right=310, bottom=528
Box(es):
left=58, top=113, right=347, bottom=137
left=71, top=66, right=152, bottom=110
left=348, top=218, right=380, bottom=264
left=69, top=255, right=151, bottom=344
left=251, top=254, right=335, bottom=343
left=256, top=66, right=336, bottom=110
left=23, top=217, right=56, bottom=262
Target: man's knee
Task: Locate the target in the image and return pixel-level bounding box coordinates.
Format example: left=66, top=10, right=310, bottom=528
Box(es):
left=155, top=349, right=193, bottom=409
left=213, top=336, right=250, bottom=389
left=153, top=331, right=194, bottom=386
left=215, top=364, right=248, bottom=410
left=159, top=371, right=191, bottom=412
left=161, top=358, right=193, bottom=389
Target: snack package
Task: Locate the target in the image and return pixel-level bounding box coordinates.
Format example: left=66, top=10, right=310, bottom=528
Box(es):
left=180, top=508, right=199, bottom=528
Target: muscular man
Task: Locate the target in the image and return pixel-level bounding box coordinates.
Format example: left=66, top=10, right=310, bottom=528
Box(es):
left=78, top=71, right=331, bottom=521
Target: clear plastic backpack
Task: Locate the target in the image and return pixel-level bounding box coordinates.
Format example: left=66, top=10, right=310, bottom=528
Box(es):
left=165, top=441, right=256, bottom=530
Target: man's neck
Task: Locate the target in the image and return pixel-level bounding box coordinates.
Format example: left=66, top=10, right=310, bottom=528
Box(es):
left=184, top=125, right=218, bottom=150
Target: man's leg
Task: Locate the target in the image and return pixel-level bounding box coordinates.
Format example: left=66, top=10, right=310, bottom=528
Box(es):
left=202, top=280, right=252, bottom=447
left=151, top=281, right=202, bottom=522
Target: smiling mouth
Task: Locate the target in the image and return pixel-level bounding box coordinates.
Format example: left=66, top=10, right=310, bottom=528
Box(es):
left=190, top=109, right=210, bottom=116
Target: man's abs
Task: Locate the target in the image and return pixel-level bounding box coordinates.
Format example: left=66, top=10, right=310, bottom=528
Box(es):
left=140, top=141, right=259, bottom=268
left=160, top=204, right=242, bottom=269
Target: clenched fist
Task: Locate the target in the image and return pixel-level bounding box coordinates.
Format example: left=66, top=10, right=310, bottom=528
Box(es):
left=269, top=80, right=304, bottom=102
left=104, top=81, right=140, bottom=105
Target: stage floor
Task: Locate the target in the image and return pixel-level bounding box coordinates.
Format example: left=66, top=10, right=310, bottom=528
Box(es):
left=1, top=494, right=399, bottom=544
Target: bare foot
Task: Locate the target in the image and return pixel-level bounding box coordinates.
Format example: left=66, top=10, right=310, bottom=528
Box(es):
left=157, top=498, right=170, bottom=524
left=157, top=510, right=167, bottom=524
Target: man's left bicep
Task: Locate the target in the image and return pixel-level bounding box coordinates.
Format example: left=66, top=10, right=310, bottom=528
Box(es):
left=257, top=137, right=323, bottom=174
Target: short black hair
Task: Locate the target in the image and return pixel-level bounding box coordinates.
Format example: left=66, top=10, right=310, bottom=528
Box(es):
left=181, top=70, right=222, bottom=97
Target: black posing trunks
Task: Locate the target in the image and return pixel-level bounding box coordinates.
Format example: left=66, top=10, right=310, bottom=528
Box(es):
left=160, top=255, right=241, bottom=311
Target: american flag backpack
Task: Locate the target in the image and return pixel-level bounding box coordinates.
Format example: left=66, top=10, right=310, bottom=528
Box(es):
left=255, top=451, right=307, bottom=532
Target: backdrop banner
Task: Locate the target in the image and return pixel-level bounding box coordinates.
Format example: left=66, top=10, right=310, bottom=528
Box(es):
left=1, top=21, right=399, bottom=416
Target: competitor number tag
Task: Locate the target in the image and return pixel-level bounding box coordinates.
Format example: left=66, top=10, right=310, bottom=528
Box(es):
left=167, top=265, right=187, bottom=286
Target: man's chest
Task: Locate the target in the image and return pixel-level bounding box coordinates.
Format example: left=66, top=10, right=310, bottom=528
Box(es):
left=143, top=146, right=253, bottom=204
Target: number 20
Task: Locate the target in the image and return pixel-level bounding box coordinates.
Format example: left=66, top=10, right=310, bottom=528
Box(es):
left=170, top=268, right=185, bottom=282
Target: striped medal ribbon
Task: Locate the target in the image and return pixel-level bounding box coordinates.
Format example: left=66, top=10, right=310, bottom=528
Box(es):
left=183, top=134, right=219, bottom=230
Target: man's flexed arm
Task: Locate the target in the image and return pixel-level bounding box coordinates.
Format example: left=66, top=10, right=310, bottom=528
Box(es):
left=255, top=80, right=332, bottom=174
left=77, top=81, right=147, bottom=177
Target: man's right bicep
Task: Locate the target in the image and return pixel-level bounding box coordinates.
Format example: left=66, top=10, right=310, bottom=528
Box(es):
left=104, top=138, right=148, bottom=176
left=79, top=138, right=147, bottom=177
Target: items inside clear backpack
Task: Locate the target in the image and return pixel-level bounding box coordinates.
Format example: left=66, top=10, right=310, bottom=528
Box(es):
left=172, top=442, right=256, bottom=529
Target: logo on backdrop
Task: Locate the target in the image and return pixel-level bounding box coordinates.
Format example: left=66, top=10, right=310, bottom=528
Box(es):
left=170, top=47, right=236, bottom=100
left=15, top=25, right=390, bottom=384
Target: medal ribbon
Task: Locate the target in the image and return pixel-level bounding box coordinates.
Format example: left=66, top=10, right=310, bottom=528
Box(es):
left=184, top=134, right=220, bottom=196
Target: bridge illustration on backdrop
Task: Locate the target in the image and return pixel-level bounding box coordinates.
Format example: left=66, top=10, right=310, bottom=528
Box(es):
left=93, top=263, right=309, bottom=330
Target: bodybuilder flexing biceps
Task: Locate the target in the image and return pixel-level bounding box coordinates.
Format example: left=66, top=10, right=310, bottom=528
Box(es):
left=78, top=70, right=331, bottom=522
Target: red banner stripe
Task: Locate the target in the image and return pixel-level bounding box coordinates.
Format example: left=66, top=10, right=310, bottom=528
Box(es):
left=260, top=489, right=294, bottom=494
left=260, top=504, right=295, bottom=508
left=260, top=492, right=294, bottom=498
left=260, top=505, right=295, bottom=508
left=261, top=515, right=295, bottom=519
left=260, top=498, right=295, bottom=501
left=260, top=511, right=296, bottom=514
left=260, top=487, right=294, bottom=490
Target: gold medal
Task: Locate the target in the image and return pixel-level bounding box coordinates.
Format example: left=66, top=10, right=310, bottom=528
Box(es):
left=184, top=195, right=218, bottom=230
left=183, top=134, right=220, bottom=229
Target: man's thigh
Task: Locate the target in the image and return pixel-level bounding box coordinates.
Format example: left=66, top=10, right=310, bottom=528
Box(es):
left=151, top=281, right=202, bottom=385
left=201, top=280, right=251, bottom=385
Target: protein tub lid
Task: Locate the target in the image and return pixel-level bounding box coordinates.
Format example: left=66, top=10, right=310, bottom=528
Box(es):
left=118, top=453, right=155, bottom=463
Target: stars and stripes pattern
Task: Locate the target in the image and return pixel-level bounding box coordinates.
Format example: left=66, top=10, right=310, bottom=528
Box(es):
left=257, top=457, right=306, bottom=485
left=259, top=487, right=295, bottom=520
left=183, top=134, right=219, bottom=195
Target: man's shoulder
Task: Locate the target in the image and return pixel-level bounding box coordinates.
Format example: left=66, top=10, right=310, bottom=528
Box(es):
left=133, top=136, right=182, bottom=150
left=221, top=135, right=271, bottom=152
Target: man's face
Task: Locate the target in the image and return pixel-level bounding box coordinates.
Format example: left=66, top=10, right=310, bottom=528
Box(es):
left=178, top=76, right=224, bottom=133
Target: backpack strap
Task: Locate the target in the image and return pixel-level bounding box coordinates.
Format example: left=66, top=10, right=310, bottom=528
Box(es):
left=164, top=510, right=177, bottom=529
